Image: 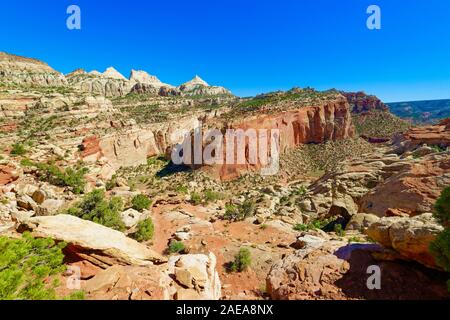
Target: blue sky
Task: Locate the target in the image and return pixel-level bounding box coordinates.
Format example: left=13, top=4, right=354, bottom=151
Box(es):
left=1, top=0, right=450, bottom=102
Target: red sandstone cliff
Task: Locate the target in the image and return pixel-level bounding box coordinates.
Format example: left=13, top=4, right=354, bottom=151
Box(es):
left=341, top=91, right=389, bottom=114
left=215, top=98, right=355, bottom=180
left=403, top=117, right=450, bottom=147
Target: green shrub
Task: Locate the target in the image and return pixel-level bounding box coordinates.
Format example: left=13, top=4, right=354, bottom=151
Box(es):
left=223, top=199, right=256, bottom=221
left=105, top=174, right=118, bottom=191
left=293, top=223, right=309, bottom=231
left=36, top=162, right=88, bottom=194
left=293, top=218, right=333, bottom=232
left=64, top=290, right=85, bottom=300
left=133, top=218, right=154, bottom=242
left=168, top=241, right=185, bottom=254
left=0, top=233, right=77, bottom=300
left=67, top=189, right=125, bottom=231
left=131, top=194, right=152, bottom=212
left=20, top=158, right=34, bottom=167
left=229, top=247, right=252, bottom=272
left=433, top=187, right=450, bottom=227
left=146, top=156, right=167, bottom=166
left=429, top=186, right=450, bottom=292
left=348, top=236, right=365, bottom=243
left=190, top=192, right=202, bottom=205
left=204, top=189, right=224, bottom=203
left=430, top=144, right=446, bottom=153
left=334, top=224, right=346, bottom=237
left=175, top=185, right=188, bottom=194
left=430, top=229, right=450, bottom=271
left=10, top=143, right=26, bottom=156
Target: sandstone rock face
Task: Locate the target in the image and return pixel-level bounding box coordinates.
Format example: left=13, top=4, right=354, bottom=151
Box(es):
left=163, top=253, right=222, bottom=300
left=216, top=98, right=355, bottom=180
left=0, top=52, right=67, bottom=87
left=82, top=116, right=201, bottom=176
left=120, top=208, right=143, bottom=228
left=67, top=70, right=132, bottom=97
left=129, top=70, right=173, bottom=88
left=83, top=264, right=166, bottom=300
left=301, top=149, right=450, bottom=219
left=346, top=213, right=380, bottom=232
left=179, top=75, right=231, bottom=96
left=401, top=117, right=450, bottom=149
left=267, top=237, right=450, bottom=300
left=360, top=153, right=450, bottom=216
left=19, top=214, right=166, bottom=267
left=102, top=67, right=127, bottom=80
left=0, top=165, right=19, bottom=186
left=342, top=91, right=389, bottom=114
left=82, top=252, right=222, bottom=300
left=365, top=213, right=444, bottom=269
left=0, top=93, right=39, bottom=119
left=130, top=82, right=181, bottom=97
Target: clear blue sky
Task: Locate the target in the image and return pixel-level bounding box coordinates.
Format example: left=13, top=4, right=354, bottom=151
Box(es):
left=1, top=0, right=450, bottom=102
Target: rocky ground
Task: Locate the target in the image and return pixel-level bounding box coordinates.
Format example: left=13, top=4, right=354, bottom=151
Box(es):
left=0, top=52, right=449, bottom=300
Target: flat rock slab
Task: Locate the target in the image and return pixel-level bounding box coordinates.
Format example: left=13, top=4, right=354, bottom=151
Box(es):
left=19, top=214, right=166, bottom=267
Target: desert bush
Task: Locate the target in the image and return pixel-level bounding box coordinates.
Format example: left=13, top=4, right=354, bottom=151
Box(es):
left=293, top=218, right=333, bottom=232
left=229, top=247, right=252, bottom=272
left=10, top=143, right=26, bottom=156
left=67, top=189, right=125, bottom=231
left=174, top=185, right=188, bottom=194
left=190, top=190, right=224, bottom=205
left=430, top=144, right=447, bottom=153
left=223, top=199, right=256, bottom=222
left=429, top=186, right=450, bottom=291
left=35, top=162, right=88, bottom=194
left=131, top=194, right=152, bottom=212
left=0, top=233, right=84, bottom=300
left=334, top=224, right=345, bottom=237
left=433, top=187, right=450, bottom=227
left=168, top=241, right=186, bottom=254
left=190, top=192, right=202, bottom=205
left=203, top=189, right=224, bottom=203
left=105, top=174, right=118, bottom=191
left=132, top=218, right=154, bottom=242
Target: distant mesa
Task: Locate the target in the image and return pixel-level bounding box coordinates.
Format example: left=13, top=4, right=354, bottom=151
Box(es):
left=178, top=75, right=231, bottom=96
left=182, top=75, right=210, bottom=87
left=102, top=67, right=127, bottom=81
left=0, top=51, right=67, bottom=87
left=340, top=91, right=389, bottom=114
left=129, top=69, right=174, bottom=89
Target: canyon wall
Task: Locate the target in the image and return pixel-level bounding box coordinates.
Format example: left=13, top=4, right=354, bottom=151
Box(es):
left=81, top=97, right=355, bottom=180
left=215, top=98, right=355, bottom=179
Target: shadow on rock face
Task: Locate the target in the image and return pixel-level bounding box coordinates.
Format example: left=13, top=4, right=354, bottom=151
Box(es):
left=333, top=246, right=450, bottom=300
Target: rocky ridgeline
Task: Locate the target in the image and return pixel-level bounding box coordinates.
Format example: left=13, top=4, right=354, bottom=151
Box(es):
left=341, top=91, right=389, bottom=114
left=65, top=66, right=232, bottom=98
left=0, top=51, right=232, bottom=98
left=0, top=52, right=67, bottom=87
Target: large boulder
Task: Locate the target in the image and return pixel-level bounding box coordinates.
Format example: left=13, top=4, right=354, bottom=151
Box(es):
left=83, top=264, right=166, bottom=300
left=365, top=213, right=444, bottom=269
left=267, top=238, right=450, bottom=300
left=0, top=165, right=19, bottom=186
left=18, top=214, right=166, bottom=267
left=120, top=208, right=143, bottom=228
left=162, top=253, right=222, bottom=300
left=82, top=252, right=222, bottom=300
left=346, top=213, right=380, bottom=232
left=360, top=154, right=450, bottom=217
